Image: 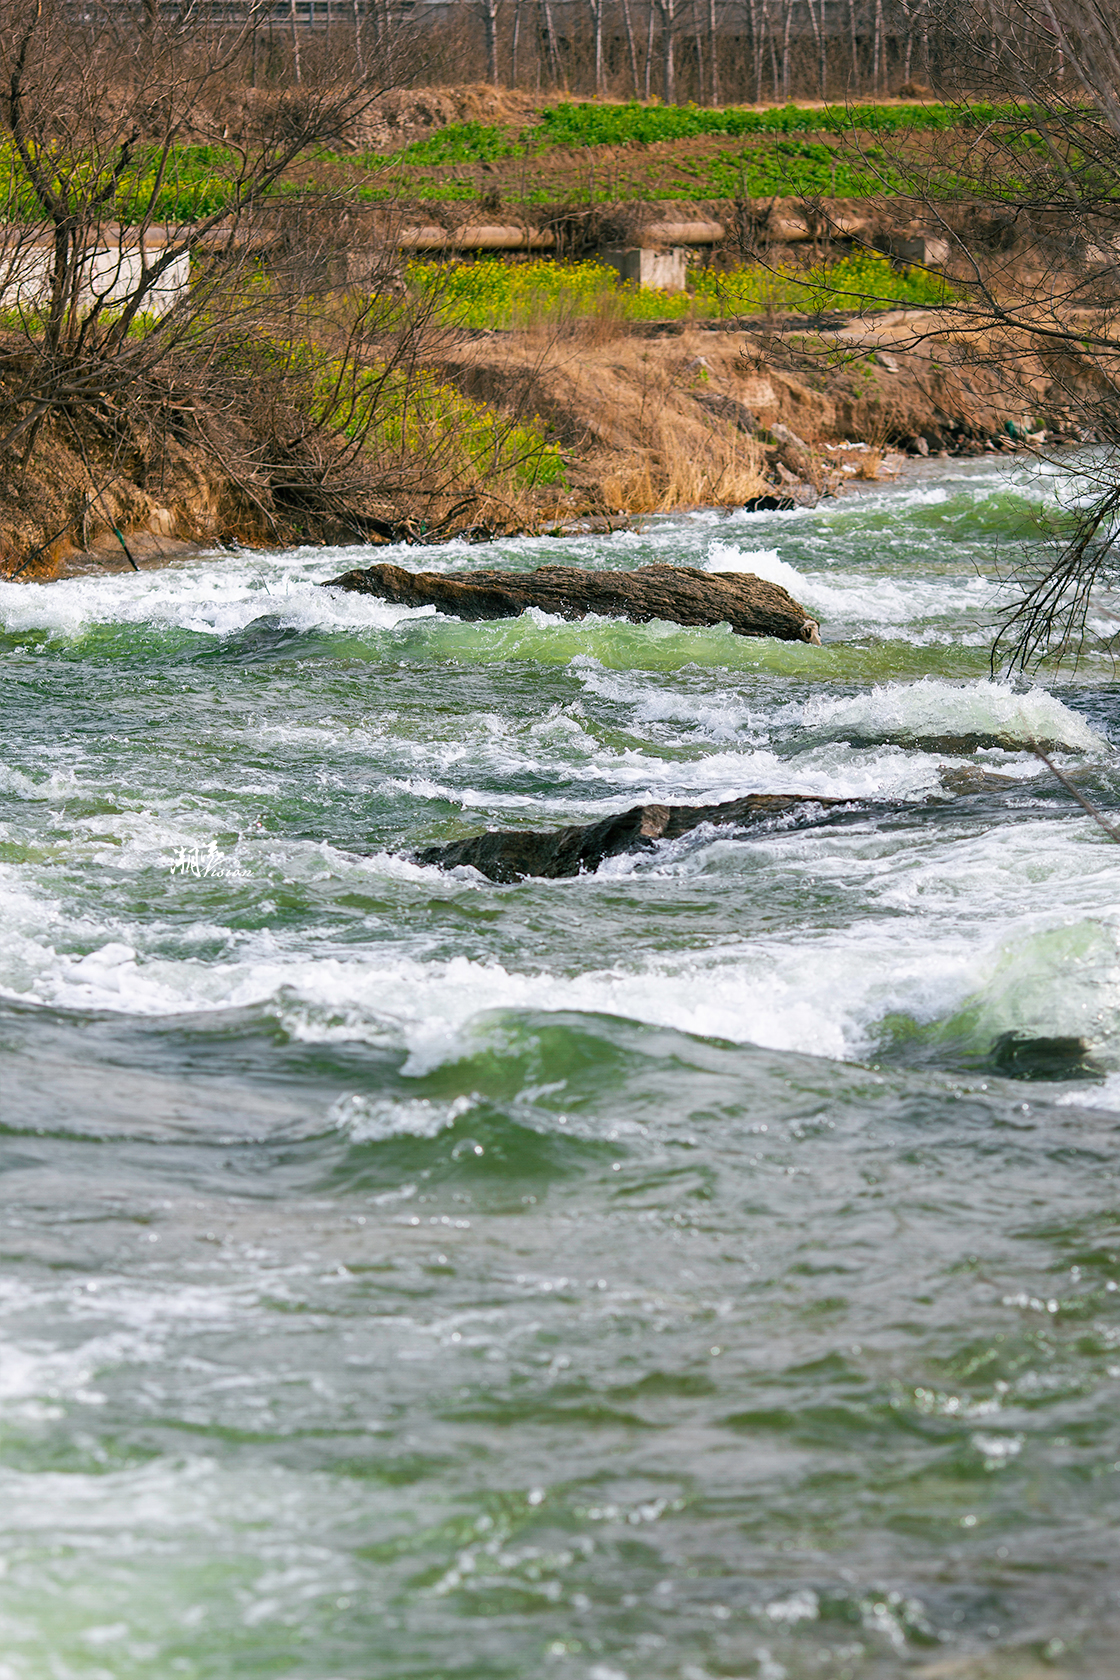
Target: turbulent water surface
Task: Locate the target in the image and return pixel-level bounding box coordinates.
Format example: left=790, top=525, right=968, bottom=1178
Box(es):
left=4, top=458, right=1120, bottom=1679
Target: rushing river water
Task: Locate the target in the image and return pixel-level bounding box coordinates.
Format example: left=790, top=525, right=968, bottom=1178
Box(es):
left=3, top=457, right=1120, bottom=1680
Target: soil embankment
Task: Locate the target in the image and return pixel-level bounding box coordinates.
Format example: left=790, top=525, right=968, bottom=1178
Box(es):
left=0, top=307, right=1085, bottom=582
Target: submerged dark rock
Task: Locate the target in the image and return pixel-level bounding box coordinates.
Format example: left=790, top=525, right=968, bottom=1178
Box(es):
left=416, top=793, right=862, bottom=883
left=988, top=1031, right=1103, bottom=1081
left=323, top=561, right=822, bottom=644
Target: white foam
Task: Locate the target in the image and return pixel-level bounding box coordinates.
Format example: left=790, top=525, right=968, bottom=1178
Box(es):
left=6, top=796, right=1120, bottom=1078
left=794, top=678, right=1106, bottom=751
left=704, top=543, right=804, bottom=595
left=328, top=1091, right=478, bottom=1140
left=0, top=553, right=429, bottom=640
left=4, top=462, right=1117, bottom=1078
left=1058, top=1072, right=1120, bottom=1112
left=702, top=538, right=1004, bottom=626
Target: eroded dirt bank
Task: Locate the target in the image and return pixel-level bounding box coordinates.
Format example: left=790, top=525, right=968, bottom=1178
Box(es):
left=0, top=309, right=1084, bottom=581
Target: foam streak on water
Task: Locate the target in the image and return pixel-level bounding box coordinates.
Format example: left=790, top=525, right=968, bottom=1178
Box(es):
left=3, top=456, right=1120, bottom=1680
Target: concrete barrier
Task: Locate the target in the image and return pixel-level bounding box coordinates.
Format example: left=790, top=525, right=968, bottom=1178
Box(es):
left=597, top=246, right=689, bottom=292
left=0, top=227, right=190, bottom=319
left=893, top=233, right=951, bottom=268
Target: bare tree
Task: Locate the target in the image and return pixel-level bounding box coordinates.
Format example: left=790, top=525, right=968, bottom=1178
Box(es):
left=880, top=0, right=1120, bottom=669
left=473, top=0, right=502, bottom=83
left=847, top=0, right=861, bottom=92
left=540, top=0, right=563, bottom=88
left=781, top=0, right=794, bottom=98
left=707, top=0, right=721, bottom=104
left=585, top=0, right=607, bottom=92
left=0, top=0, right=515, bottom=555
left=652, top=0, right=679, bottom=99
left=807, top=0, right=826, bottom=97
left=620, top=0, right=642, bottom=97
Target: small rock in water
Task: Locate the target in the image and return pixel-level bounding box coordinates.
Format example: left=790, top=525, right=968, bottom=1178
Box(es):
left=742, top=493, right=796, bottom=513
left=938, top=766, right=1020, bottom=794
left=323, top=562, right=822, bottom=644
left=988, top=1032, right=1102, bottom=1081
left=416, top=794, right=864, bottom=882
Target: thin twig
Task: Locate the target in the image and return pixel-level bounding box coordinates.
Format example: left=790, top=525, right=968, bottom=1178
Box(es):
left=6, top=516, right=75, bottom=581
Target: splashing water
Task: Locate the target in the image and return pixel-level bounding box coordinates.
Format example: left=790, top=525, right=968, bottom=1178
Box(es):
left=3, top=456, right=1120, bottom=1679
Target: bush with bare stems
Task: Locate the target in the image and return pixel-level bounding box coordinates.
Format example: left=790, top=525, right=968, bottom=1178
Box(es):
left=815, top=0, right=1120, bottom=669
left=0, top=1, right=555, bottom=572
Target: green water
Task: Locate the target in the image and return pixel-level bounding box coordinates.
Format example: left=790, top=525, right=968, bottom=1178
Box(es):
left=3, top=459, right=1120, bottom=1679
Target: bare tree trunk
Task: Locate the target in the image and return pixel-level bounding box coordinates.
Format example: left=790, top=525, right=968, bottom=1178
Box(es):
left=707, top=0, right=720, bottom=104
left=289, top=0, right=302, bottom=85
left=808, top=0, right=826, bottom=96
left=848, top=0, right=860, bottom=92
left=540, top=0, right=562, bottom=87
left=479, top=0, right=500, bottom=84
left=659, top=0, right=677, bottom=100
left=763, top=0, right=780, bottom=98
left=781, top=0, right=793, bottom=98
left=512, top=0, right=522, bottom=82
left=621, top=0, right=641, bottom=96
left=899, top=0, right=912, bottom=81
left=589, top=0, right=605, bottom=92
left=352, top=0, right=365, bottom=76
left=748, top=0, right=762, bottom=101
left=645, top=0, right=656, bottom=96
left=873, top=0, right=883, bottom=93
left=693, top=0, right=705, bottom=103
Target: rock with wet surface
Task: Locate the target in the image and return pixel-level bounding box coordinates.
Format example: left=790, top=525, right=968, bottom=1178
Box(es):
left=988, top=1032, right=1102, bottom=1081
left=323, top=561, right=822, bottom=644
left=416, top=793, right=861, bottom=883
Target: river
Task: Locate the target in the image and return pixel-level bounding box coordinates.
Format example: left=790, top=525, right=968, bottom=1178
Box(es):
left=2, top=457, right=1120, bottom=1679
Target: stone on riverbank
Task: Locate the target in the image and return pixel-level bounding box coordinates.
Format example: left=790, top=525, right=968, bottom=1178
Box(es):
left=323, top=561, right=822, bottom=644
left=416, top=793, right=859, bottom=882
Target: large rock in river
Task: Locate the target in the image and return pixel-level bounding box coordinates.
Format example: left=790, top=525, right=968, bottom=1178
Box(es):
left=416, top=793, right=861, bottom=882
left=323, top=561, right=822, bottom=644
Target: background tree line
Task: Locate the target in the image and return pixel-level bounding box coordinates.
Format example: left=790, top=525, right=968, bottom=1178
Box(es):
left=86, top=0, right=1047, bottom=104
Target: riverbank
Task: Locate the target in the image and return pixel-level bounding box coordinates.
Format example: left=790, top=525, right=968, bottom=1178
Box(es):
left=2, top=306, right=1074, bottom=583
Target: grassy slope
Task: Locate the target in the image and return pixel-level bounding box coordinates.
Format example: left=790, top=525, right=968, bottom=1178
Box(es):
left=0, top=101, right=1011, bottom=220
left=341, top=99, right=1015, bottom=205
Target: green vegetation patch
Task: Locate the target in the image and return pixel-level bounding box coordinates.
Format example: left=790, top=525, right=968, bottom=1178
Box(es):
left=387, top=122, right=525, bottom=167
left=409, top=257, right=692, bottom=327
left=359, top=369, right=567, bottom=487
left=407, top=251, right=955, bottom=331
left=0, top=140, right=245, bottom=223
left=698, top=249, right=954, bottom=314
left=534, top=99, right=969, bottom=147
left=668, top=139, right=894, bottom=198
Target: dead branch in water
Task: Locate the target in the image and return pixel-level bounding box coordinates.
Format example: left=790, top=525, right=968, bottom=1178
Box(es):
left=1032, top=743, right=1120, bottom=843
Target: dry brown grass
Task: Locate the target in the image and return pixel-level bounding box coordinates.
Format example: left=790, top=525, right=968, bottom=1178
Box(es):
left=850, top=448, right=885, bottom=480
left=599, top=424, right=769, bottom=513
left=437, top=326, right=776, bottom=514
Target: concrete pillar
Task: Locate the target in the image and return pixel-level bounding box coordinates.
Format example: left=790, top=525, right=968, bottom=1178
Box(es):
left=597, top=246, right=689, bottom=293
